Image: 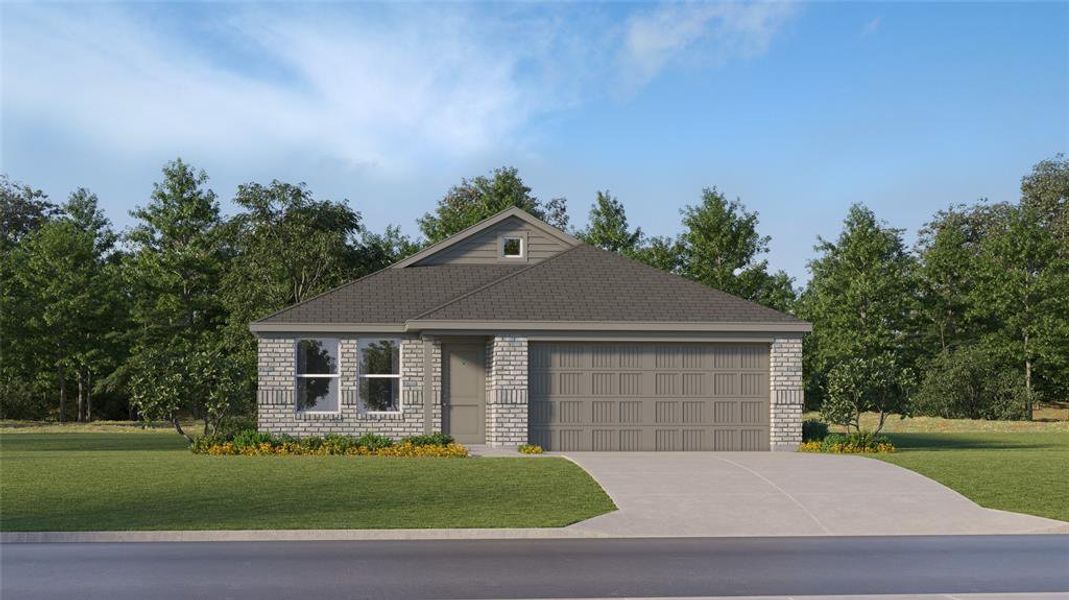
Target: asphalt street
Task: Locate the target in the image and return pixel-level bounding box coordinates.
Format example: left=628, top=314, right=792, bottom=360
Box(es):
left=2, top=535, right=1067, bottom=600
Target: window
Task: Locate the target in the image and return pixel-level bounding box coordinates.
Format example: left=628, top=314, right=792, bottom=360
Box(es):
left=358, top=338, right=401, bottom=413
left=502, top=236, right=523, bottom=258
left=295, top=338, right=339, bottom=413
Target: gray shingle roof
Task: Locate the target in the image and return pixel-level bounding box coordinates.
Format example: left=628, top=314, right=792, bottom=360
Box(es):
left=256, top=244, right=803, bottom=327
left=257, top=264, right=528, bottom=324
left=413, top=244, right=803, bottom=324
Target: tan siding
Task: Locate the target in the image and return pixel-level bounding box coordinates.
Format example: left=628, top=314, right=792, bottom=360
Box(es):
left=415, top=216, right=571, bottom=265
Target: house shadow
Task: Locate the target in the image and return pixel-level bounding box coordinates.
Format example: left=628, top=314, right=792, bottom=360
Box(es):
left=886, top=432, right=1064, bottom=451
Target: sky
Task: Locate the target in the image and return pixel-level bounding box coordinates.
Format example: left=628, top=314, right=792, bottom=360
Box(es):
left=2, top=1, right=1067, bottom=285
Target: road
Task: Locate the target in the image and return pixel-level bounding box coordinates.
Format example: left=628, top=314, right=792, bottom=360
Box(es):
left=2, top=535, right=1067, bottom=599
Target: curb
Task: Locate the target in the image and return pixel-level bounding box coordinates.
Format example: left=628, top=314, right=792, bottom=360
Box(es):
left=1, top=528, right=608, bottom=544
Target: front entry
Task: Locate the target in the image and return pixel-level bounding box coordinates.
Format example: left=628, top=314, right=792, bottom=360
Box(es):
left=442, top=342, right=486, bottom=444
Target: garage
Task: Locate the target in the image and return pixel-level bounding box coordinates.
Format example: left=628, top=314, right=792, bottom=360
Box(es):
left=528, top=342, right=770, bottom=451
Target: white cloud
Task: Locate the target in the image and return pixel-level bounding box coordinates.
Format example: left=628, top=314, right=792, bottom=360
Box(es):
left=622, top=2, right=799, bottom=88
left=1, top=3, right=800, bottom=173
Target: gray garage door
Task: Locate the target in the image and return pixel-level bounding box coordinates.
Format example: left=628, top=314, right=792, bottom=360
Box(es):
left=528, top=342, right=769, bottom=451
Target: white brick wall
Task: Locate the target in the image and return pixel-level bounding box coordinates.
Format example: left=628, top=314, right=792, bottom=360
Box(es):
left=257, top=336, right=438, bottom=439
left=769, top=336, right=804, bottom=451
left=485, top=336, right=529, bottom=447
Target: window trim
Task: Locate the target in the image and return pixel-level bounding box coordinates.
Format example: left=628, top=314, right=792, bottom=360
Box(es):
left=357, top=338, right=403, bottom=415
left=498, top=232, right=528, bottom=262
left=294, top=338, right=341, bottom=415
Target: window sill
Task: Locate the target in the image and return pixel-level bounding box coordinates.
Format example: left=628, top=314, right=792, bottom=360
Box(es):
left=295, top=411, right=343, bottom=421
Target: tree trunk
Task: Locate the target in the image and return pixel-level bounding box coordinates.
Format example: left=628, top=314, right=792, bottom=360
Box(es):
left=172, top=417, right=193, bottom=444
left=86, top=369, right=92, bottom=422
left=1025, top=358, right=1034, bottom=421
left=1023, top=332, right=1033, bottom=421
left=77, top=375, right=85, bottom=423
left=58, top=368, right=66, bottom=423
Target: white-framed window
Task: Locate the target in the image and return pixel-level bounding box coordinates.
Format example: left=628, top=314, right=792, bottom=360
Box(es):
left=358, top=338, right=402, bottom=413
left=501, top=236, right=524, bottom=258
left=295, top=338, right=340, bottom=413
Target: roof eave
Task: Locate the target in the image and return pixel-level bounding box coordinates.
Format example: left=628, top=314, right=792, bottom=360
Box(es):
left=249, top=322, right=406, bottom=334
left=405, top=320, right=812, bottom=333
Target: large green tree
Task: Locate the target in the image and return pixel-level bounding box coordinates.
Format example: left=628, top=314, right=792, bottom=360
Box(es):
left=418, top=166, right=569, bottom=242
left=578, top=191, right=642, bottom=255
left=968, top=204, right=1069, bottom=419
left=5, top=190, right=123, bottom=421
left=1020, top=154, right=1068, bottom=248
left=123, top=159, right=238, bottom=439
left=676, top=188, right=796, bottom=312
left=799, top=204, right=917, bottom=412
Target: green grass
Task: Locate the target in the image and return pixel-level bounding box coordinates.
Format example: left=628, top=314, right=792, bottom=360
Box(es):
left=875, top=432, right=1069, bottom=523
left=0, top=431, right=616, bottom=531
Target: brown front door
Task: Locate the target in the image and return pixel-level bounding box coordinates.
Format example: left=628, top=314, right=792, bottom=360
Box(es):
left=443, top=342, right=486, bottom=444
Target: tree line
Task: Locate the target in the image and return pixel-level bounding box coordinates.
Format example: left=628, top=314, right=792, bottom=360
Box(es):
left=1, top=157, right=1066, bottom=434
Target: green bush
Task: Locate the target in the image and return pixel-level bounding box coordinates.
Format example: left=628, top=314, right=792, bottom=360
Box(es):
left=231, top=429, right=277, bottom=450
left=913, top=346, right=1027, bottom=420
left=801, top=430, right=895, bottom=454
left=354, top=433, right=394, bottom=451
left=802, top=419, right=829, bottom=442
left=402, top=433, right=454, bottom=447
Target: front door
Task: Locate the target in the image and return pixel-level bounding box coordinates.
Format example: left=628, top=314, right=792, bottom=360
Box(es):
left=443, top=342, right=486, bottom=444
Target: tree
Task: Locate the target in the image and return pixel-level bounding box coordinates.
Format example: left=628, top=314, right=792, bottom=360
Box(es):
left=798, top=204, right=917, bottom=412
left=358, top=225, right=421, bottom=272
left=10, top=191, right=122, bottom=422
left=578, top=191, right=642, bottom=255
left=913, top=346, right=1026, bottom=421
left=1, top=175, right=57, bottom=248
left=968, top=204, right=1069, bottom=419
left=631, top=235, right=683, bottom=273
left=676, top=187, right=796, bottom=312
left=123, top=159, right=234, bottom=437
left=820, top=353, right=911, bottom=435
left=913, top=205, right=989, bottom=356
left=418, top=166, right=569, bottom=242
left=1020, top=154, right=1068, bottom=248
left=219, top=180, right=368, bottom=389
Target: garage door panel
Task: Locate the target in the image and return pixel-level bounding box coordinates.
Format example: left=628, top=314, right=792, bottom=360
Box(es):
left=529, top=342, right=769, bottom=451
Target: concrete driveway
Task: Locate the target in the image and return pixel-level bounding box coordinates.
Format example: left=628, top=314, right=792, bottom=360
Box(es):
left=564, top=452, right=1069, bottom=537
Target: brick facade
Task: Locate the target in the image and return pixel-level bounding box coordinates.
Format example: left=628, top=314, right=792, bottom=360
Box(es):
left=485, top=336, right=529, bottom=447
left=258, top=334, right=804, bottom=451
left=257, top=336, right=431, bottom=438
left=769, top=335, right=804, bottom=451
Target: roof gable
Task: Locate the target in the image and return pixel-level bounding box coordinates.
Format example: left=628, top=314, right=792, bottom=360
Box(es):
left=392, top=207, right=580, bottom=269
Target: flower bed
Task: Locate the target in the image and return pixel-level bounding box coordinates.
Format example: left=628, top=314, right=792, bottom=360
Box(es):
left=191, top=430, right=468, bottom=457
left=798, top=431, right=896, bottom=454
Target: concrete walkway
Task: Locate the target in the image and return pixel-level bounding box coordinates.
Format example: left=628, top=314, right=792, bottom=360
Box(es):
left=564, top=452, right=1069, bottom=537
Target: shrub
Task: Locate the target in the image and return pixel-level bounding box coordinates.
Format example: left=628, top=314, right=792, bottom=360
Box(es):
left=189, top=431, right=467, bottom=457
left=802, top=419, right=829, bottom=442
left=402, top=433, right=454, bottom=447
left=821, top=354, right=912, bottom=435
left=518, top=444, right=544, bottom=454
left=355, top=433, right=394, bottom=450
left=799, top=430, right=895, bottom=454
left=913, top=346, right=1027, bottom=420
left=231, top=429, right=277, bottom=450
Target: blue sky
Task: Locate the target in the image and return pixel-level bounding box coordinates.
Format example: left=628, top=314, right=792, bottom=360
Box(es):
left=2, top=1, right=1066, bottom=284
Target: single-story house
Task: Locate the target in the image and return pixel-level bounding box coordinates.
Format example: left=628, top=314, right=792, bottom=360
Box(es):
left=250, top=207, right=810, bottom=451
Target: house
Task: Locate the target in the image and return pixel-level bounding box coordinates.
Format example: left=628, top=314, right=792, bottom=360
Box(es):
left=250, top=207, right=810, bottom=451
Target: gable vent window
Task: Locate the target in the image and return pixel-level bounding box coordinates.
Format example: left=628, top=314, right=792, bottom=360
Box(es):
left=502, top=237, right=524, bottom=258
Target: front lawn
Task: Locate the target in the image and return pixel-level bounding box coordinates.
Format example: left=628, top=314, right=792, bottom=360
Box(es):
left=876, top=432, right=1069, bottom=523
left=0, top=430, right=615, bottom=531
